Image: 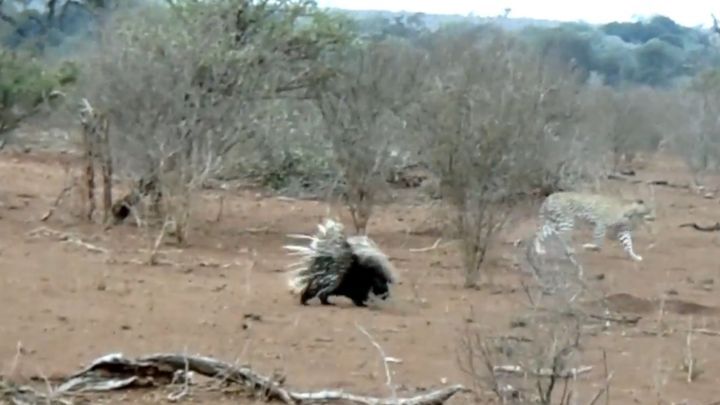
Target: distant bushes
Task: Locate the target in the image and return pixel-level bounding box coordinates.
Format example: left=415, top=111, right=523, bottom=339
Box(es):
left=0, top=50, right=77, bottom=134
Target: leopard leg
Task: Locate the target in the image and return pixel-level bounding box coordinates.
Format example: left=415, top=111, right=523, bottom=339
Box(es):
left=617, top=228, right=642, bottom=262
left=583, top=222, right=606, bottom=252
left=554, top=217, right=576, bottom=254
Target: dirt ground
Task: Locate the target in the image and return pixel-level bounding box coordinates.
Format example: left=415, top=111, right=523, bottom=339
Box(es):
left=2, top=147, right=720, bottom=404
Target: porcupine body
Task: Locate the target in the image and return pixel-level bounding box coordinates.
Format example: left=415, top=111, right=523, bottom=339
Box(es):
left=284, top=219, right=397, bottom=307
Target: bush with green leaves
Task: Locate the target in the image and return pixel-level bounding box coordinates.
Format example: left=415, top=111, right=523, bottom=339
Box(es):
left=0, top=50, right=76, bottom=135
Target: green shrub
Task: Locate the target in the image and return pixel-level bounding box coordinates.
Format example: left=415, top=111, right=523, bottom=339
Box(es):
left=0, top=50, right=76, bottom=133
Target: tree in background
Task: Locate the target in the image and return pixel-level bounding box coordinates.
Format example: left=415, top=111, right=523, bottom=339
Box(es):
left=73, top=0, right=352, bottom=242
left=418, top=27, right=595, bottom=288
left=312, top=37, right=427, bottom=233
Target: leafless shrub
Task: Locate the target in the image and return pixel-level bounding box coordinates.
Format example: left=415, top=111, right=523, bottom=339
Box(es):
left=459, top=230, right=610, bottom=404
left=71, top=0, right=348, bottom=241
left=312, top=37, right=428, bottom=234
left=581, top=83, right=670, bottom=173
left=229, top=98, right=335, bottom=195
left=668, top=71, right=720, bottom=189
left=417, top=26, right=597, bottom=288
left=461, top=316, right=585, bottom=404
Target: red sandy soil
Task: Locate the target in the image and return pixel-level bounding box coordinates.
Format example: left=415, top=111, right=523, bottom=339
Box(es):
left=2, top=148, right=720, bottom=404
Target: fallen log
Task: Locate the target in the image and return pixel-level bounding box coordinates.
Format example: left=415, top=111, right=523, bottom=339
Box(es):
left=48, top=352, right=468, bottom=405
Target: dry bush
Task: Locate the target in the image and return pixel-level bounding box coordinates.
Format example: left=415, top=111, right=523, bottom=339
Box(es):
left=417, top=26, right=599, bottom=288
left=230, top=98, right=335, bottom=195
left=459, top=234, right=609, bottom=404
left=312, top=37, right=427, bottom=233
left=581, top=83, right=669, bottom=173
left=71, top=0, right=349, bottom=241
left=668, top=70, right=720, bottom=188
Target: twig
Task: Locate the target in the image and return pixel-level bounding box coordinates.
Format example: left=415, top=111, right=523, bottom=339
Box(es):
left=167, top=349, right=192, bottom=401
left=586, top=372, right=614, bottom=405
left=7, top=341, right=23, bottom=379
left=27, top=226, right=109, bottom=254
left=245, top=226, right=270, bottom=234
left=355, top=323, right=398, bottom=401
left=41, top=182, right=75, bottom=222
left=586, top=349, right=613, bottom=405
left=148, top=218, right=172, bottom=265
left=607, top=176, right=693, bottom=190
left=492, top=365, right=592, bottom=378
left=679, top=222, right=720, bottom=232
left=35, top=367, right=59, bottom=404
left=489, top=335, right=534, bottom=343
left=685, top=328, right=720, bottom=336
left=409, top=238, right=442, bottom=253
left=686, top=317, right=695, bottom=383
left=53, top=352, right=466, bottom=404
left=0, top=378, right=71, bottom=405
left=588, top=313, right=641, bottom=325
left=645, top=179, right=691, bottom=189
left=603, top=350, right=610, bottom=405
left=606, top=174, right=642, bottom=184
left=214, top=195, right=224, bottom=223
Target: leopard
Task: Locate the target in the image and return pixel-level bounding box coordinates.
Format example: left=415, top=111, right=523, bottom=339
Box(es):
left=533, top=191, right=654, bottom=262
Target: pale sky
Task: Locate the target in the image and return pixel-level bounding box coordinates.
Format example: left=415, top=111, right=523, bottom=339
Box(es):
left=317, top=0, right=718, bottom=28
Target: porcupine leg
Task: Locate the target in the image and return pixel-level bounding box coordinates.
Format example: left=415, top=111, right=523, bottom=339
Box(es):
left=315, top=272, right=345, bottom=305
left=300, top=288, right=316, bottom=305
left=300, top=280, right=326, bottom=305
left=350, top=295, right=368, bottom=307
left=317, top=283, right=339, bottom=305
left=318, top=292, right=336, bottom=306
left=299, top=281, right=338, bottom=306
left=372, top=277, right=390, bottom=301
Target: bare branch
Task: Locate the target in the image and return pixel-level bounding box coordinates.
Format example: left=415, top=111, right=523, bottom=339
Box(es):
left=492, top=365, right=593, bottom=378
left=679, top=222, right=720, bottom=232
left=53, top=352, right=467, bottom=405
left=355, top=323, right=397, bottom=400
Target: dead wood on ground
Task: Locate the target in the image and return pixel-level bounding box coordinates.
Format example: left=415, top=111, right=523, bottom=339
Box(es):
left=679, top=222, right=720, bottom=232
left=5, top=352, right=467, bottom=405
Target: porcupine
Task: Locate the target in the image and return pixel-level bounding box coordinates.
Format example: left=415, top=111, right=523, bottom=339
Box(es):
left=283, top=218, right=397, bottom=307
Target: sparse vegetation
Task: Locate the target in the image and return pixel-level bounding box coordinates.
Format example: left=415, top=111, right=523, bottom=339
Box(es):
left=313, top=36, right=426, bottom=233
left=3, top=1, right=720, bottom=404
left=70, top=0, right=352, bottom=240
left=668, top=68, right=720, bottom=188
left=460, top=240, right=595, bottom=404
left=417, top=26, right=598, bottom=287
left=0, top=49, right=73, bottom=138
